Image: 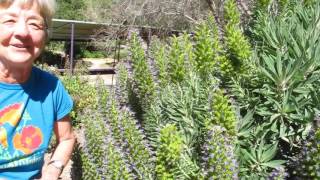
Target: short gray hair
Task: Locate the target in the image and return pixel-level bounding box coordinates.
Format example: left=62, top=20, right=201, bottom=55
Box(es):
left=0, top=0, right=56, bottom=27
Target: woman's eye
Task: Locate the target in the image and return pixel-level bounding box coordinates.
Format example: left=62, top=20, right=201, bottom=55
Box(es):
left=28, top=23, right=44, bottom=30
left=2, top=19, right=16, bottom=25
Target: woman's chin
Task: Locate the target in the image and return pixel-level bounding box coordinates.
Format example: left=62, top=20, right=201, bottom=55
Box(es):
left=5, top=57, right=34, bottom=67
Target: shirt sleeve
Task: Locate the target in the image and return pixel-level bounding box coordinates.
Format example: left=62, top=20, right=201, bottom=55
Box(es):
left=54, top=80, right=73, bottom=121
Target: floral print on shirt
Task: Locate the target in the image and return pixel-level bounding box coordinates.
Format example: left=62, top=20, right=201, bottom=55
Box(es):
left=0, top=103, right=43, bottom=155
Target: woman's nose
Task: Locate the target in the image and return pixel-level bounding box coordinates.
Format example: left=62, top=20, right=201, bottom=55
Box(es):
left=13, top=20, right=30, bottom=39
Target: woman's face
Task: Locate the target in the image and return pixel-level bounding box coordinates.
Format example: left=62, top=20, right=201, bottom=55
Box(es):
left=0, top=1, right=46, bottom=67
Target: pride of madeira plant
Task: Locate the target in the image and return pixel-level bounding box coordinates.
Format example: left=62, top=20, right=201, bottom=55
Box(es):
left=224, top=0, right=251, bottom=72
left=129, top=33, right=156, bottom=117
left=69, top=0, right=320, bottom=179
left=231, top=0, right=320, bottom=178
left=290, top=128, right=320, bottom=179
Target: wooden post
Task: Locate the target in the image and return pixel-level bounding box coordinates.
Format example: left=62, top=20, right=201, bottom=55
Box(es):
left=70, top=23, right=75, bottom=74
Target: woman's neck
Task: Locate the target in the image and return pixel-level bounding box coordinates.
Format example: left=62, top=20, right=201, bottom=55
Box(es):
left=0, top=62, right=32, bottom=84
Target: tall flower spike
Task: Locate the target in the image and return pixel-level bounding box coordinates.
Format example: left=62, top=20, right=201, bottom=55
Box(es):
left=224, top=0, right=252, bottom=73
left=201, top=125, right=238, bottom=179
left=129, top=32, right=156, bottom=114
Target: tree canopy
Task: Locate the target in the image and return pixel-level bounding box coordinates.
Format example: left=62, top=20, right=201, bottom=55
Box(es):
left=55, top=0, right=86, bottom=20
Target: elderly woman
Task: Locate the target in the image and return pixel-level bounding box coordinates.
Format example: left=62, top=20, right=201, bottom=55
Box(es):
left=0, top=0, right=75, bottom=179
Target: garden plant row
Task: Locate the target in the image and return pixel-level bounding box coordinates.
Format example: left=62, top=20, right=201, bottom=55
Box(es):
left=60, top=0, right=320, bottom=179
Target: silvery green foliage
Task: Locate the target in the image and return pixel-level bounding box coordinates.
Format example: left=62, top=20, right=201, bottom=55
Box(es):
left=144, top=73, right=222, bottom=179
left=70, top=82, right=136, bottom=179
left=252, top=0, right=320, bottom=145
left=290, top=129, right=320, bottom=179
left=82, top=112, right=106, bottom=171
left=239, top=140, right=286, bottom=178
left=256, top=0, right=272, bottom=11
left=229, top=1, right=320, bottom=177
left=144, top=72, right=213, bottom=148
left=117, top=6, right=252, bottom=179
left=103, top=132, right=135, bottom=180
left=201, top=126, right=238, bottom=179
left=154, top=123, right=200, bottom=180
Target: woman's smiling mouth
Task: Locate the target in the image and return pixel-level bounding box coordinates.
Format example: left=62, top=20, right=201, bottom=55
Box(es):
left=11, top=44, right=29, bottom=49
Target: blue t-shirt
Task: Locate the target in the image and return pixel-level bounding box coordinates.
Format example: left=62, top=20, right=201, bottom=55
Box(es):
left=0, top=67, right=73, bottom=179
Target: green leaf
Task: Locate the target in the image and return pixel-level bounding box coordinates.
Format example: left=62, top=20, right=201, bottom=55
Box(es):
left=261, top=143, right=278, bottom=162
left=261, top=160, right=286, bottom=168
left=270, top=114, right=281, bottom=122
left=241, top=148, right=257, bottom=163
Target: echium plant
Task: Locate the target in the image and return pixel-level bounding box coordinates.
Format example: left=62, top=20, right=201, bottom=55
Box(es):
left=209, top=89, right=237, bottom=136
left=235, top=111, right=287, bottom=178
left=290, top=128, right=320, bottom=179
left=115, top=62, right=130, bottom=106
left=82, top=111, right=106, bottom=169
left=167, top=34, right=194, bottom=84
left=201, top=125, right=238, bottom=179
left=101, top=100, right=136, bottom=179
left=238, top=139, right=286, bottom=178
left=145, top=72, right=212, bottom=149
left=155, top=124, right=184, bottom=180
left=224, top=0, right=251, bottom=72
left=72, top=107, right=134, bottom=179
left=254, top=0, right=289, bottom=14
left=256, top=0, right=271, bottom=11
left=197, top=15, right=234, bottom=79
left=119, top=109, right=155, bottom=179
left=251, top=0, right=320, bottom=145
left=144, top=73, right=212, bottom=178
left=103, top=133, right=135, bottom=180
left=229, top=3, right=320, bottom=178
left=304, top=0, right=317, bottom=6
left=105, top=94, right=154, bottom=179
left=193, top=17, right=218, bottom=78
left=71, top=144, right=102, bottom=180
left=150, top=38, right=169, bottom=88
left=106, top=98, right=123, bottom=140
left=278, top=0, right=289, bottom=8
left=268, top=166, right=288, bottom=180
left=129, top=33, right=156, bottom=111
